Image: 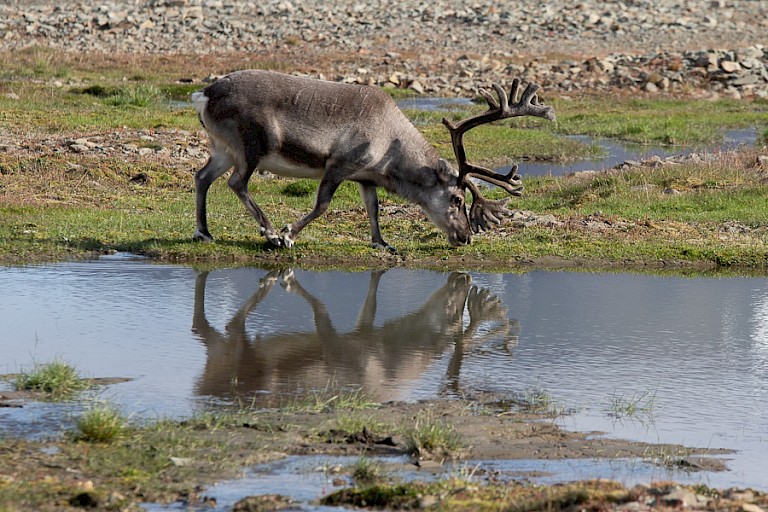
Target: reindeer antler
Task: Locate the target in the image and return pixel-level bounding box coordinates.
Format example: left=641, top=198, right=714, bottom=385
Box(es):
left=442, top=78, right=556, bottom=232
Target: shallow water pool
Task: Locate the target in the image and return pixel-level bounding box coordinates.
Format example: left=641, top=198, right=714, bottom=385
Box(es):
left=2, top=257, right=767, bottom=490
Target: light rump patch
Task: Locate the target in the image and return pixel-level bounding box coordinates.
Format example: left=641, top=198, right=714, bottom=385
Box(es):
left=258, top=153, right=325, bottom=180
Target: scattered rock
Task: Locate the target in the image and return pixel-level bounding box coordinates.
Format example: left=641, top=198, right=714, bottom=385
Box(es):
left=0, top=2, right=766, bottom=98
left=232, top=494, right=293, bottom=512
left=726, top=489, right=757, bottom=502
left=69, top=144, right=90, bottom=153
left=658, top=486, right=704, bottom=508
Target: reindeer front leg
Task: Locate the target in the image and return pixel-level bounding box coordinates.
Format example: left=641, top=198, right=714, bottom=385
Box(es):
left=280, top=166, right=345, bottom=248
left=358, top=182, right=397, bottom=252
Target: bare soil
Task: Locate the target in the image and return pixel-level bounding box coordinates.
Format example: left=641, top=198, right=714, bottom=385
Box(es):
left=0, top=392, right=737, bottom=511
left=280, top=398, right=731, bottom=471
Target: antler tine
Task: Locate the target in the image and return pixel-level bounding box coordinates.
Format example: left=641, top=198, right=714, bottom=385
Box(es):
left=508, top=77, right=521, bottom=104
left=440, top=77, right=556, bottom=233
left=479, top=83, right=505, bottom=110
left=441, top=78, right=555, bottom=189
left=466, top=165, right=523, bottom=196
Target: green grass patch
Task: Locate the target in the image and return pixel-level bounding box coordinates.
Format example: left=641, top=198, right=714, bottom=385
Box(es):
left=282, top=383, right=379, bottom=413
left=518, top=155, right=768, bottom=224
left=75, top=403, right=129, bottom=443
left=96, top=83, right=166, bottom=108
left=402, top=412, right=462, bottom=460
left=410, top=108, right=601, bottom=164
left=332, top=413, right=389, bottom=436
left=1, top=51, right=768, bottom=269
left=322, top=484, right=422, bottom=509
left=13, top=359, right=91, bottom=400
left=0, top=88, right=197, bottom=133
left=321, top=477, right=632, bottom=511
left=3, top=152, right=768, bottom=269
left=282, top=179, right=318, bottom=197
left=548, top=96, right=768, bottom=145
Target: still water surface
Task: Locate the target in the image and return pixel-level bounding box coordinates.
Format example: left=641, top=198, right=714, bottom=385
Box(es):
left=397, top=96, right=760, bottom=177
left=2, top=257, right=767, bottom=490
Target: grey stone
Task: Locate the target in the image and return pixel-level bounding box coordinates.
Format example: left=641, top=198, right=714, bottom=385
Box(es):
left=69, top=144, right=90, bottom=153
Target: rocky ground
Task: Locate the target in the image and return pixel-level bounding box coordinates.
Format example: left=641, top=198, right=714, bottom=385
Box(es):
left=1, top=0, right=767, bottom=98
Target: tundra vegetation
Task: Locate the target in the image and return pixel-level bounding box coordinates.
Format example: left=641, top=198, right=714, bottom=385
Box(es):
left=2, top=49, right=768, bottom=510
left=0, top=48, right=767, bottom=269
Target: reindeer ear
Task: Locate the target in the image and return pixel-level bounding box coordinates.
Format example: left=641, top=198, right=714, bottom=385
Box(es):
left=437, top=158, right=459, bottom=181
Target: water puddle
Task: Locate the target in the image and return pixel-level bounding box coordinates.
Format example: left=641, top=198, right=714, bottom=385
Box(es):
left=397, top=96, right=760, bottom=176
left=144, top=455, right=407, bottom=511
left=144, top=453, right=731, bottom=511
left=517, top=128, right=759, bottom=176
left=397, top=96, right=475, bottom=112
left=3, top=260, right=768, bottom=499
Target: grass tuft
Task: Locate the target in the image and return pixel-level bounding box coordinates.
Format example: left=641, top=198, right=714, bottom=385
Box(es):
left=332, top=413, right=388, bottom=435
left=402, top=412, right=462, bottom=460
left=13, top=359, right=90, bottom=400
left=521, top=387, right=565, bottom=415
left=283, top=383, right=379, bottom=413
left=75, top=403, right=128, bottom=443
left=105, top=84, right=166, bottom=107
left=352, top=456, right=386, bottom=486
left=606, top=389, right=657, bottom=420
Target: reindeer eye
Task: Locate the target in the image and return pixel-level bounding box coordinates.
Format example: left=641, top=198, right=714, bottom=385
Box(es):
left=450, top=195, right=464, bottom=208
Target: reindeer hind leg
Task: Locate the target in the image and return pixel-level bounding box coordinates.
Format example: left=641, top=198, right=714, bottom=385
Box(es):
left=194, top=145, right=233, bottom=242
left=227, top=154, right=282, bottom=247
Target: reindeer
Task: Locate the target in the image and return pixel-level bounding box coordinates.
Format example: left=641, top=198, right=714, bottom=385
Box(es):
left=191, top=71, right=556, bottom=251
left=191, top=269, right=518, bottom=402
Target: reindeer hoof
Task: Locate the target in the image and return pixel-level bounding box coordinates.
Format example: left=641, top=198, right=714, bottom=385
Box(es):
left=193, top=229, right=214, bottom=242
left=279, top=269, right=296, bottom=290
left=259, top=227, right=282, bottom=247
left=371, top=241, right=398, bottom=254
left=279, top=225, right=295, bottom=248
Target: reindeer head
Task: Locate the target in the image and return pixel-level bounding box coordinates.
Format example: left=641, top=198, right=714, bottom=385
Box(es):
left=441, top=78, right=556, bottom=237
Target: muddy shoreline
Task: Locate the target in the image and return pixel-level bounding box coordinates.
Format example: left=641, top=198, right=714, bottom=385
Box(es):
left=0, top=391, right=740, bottom=510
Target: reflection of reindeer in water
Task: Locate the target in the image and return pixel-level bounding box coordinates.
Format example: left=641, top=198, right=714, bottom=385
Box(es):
left=192, top=269, right=517, bottom=402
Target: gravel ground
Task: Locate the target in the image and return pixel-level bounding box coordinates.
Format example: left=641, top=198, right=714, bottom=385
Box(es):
left=1, top=0, right=766, bottom=57
left=2, top=0, right=768, bottom=98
